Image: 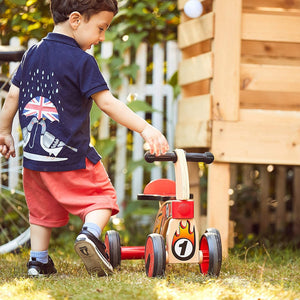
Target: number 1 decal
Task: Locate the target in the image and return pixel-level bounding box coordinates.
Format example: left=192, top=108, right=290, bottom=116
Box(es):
left=171, top=220, right=196, bottom=261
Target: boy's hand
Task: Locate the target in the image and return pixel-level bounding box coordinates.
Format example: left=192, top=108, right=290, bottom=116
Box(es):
left=140, top=124, right=169, bottom=156
left=0, top=134, right=16, bottom=159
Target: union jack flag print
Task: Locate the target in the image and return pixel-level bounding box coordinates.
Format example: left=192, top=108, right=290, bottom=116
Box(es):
left=23, top=96, right=59, bottom=122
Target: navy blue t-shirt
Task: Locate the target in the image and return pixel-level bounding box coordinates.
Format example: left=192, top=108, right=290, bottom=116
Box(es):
left=12, top=33, right=108, bottom=171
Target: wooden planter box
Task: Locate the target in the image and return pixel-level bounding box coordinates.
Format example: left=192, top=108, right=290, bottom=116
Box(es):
left=176, top=0, right=300, bottom=254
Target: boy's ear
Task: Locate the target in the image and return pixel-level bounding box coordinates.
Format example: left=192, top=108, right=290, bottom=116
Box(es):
left=69, top=11, right=82, bottom=29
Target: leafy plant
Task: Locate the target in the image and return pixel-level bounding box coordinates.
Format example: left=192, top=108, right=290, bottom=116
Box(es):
left=0, top=0, right=53, bottom=44
left=96, top=0, right=179, bottom=90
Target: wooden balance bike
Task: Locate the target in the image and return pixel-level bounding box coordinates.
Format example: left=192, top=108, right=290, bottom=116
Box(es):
left=105, top=149, right=222, bottom=277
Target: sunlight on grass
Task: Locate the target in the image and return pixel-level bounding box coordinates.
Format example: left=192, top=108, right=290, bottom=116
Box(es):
left=154, top=275, right=298, bottom=300
left=0, top=245, right=299, bottom=300
left=0, top=278, right=54, bottom=300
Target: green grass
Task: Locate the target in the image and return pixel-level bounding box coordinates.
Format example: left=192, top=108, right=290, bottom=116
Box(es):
left=0, top=243, right=299, bottom=300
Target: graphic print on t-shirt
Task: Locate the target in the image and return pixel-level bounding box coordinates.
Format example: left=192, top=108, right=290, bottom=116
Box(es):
left=21, top=69, right=78, bottom=162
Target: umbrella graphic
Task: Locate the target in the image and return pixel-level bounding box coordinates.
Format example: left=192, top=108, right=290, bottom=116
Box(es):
left=22, top=96, right=77, bottom=158
left=23, top=96, right=59, bottom=122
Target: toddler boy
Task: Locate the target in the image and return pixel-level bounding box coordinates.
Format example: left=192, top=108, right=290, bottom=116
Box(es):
left=0, top=0, right=169, bottom=276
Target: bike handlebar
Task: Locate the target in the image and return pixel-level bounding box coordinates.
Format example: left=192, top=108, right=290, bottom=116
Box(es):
left=0, top=45, right=25, bottom=62
left=144, top=151, right=214, bottom=164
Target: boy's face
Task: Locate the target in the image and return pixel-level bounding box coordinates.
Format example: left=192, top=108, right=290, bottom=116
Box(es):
left=74, top=11, right=114, bottom=51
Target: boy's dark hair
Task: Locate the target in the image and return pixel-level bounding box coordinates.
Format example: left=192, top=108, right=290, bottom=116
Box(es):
left=50, top=0, right=118, bottom=24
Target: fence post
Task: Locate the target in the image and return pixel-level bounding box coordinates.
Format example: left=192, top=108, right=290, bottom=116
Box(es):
left=293, top=167, right=300, bottom=236
left=207, top=162, right=230, bottom=257
left=8, top=37, right=21, bottom=190
left=151, top=43, right=164, bottom=180
left=259, top=166, right=270, bottom=235
left=131, top=43, right=147, bottom=198
left=275, top=166, right=286, bottom=232
left=166, top=41, right=180, bottom=180
left=98, top=41, right=113, bottom=145
left=114, top=49, right=130, bottom=217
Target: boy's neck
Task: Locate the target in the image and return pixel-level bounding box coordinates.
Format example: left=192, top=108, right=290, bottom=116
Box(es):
left=53, top=23, right=75, bottom=39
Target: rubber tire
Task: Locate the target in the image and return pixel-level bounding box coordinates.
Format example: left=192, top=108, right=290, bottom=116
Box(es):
left=205, top=228, right=222, bottom=271
left=0, top=79, right=30, bottom=254
left=105, top=230, right=121, bottom=269
left=199, top=229, right=222, bottom=276
left=145, top=233, right=166, bottom=277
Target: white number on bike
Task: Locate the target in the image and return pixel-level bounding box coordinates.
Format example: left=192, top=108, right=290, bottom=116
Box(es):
left=173, top=238, right=193, bottom=259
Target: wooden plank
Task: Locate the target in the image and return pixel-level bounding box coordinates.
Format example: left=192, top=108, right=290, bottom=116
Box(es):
left=241, top=63, right=300, bottom=93
left=207, top=162, right=230, bottom=257
left=178, top=0, right=186, bottom=11
left=228, top=220, right=235, bottom=248
left=178, top=12, right=214, bottom=49
left=241, top=164, right=255, bottom=234
left=211, top=109, right=300, bottom=165
left=175, top=121, right=211, bottom=148
left=241, top=40, right=300, bottom=59
left=174, top=149, right=190, bottom=200
left=212, top=0, right=242, bottom=121
left=259, top=166, right=270, bottom=234
left=243, top=8, right=300, bottom=17
left=242, top=164, right=253, bottom=186
left=243, top=7, right=300, bottom=17
left=293, top=167, right=300, bottom=236
left=240, top=90, right=300, bottom=111
left=175, top=94, right=211, bottom=148
left=243, top=0, right=300, bottom=10
left=187, top=161, right=202, bottom=232
left=242, top=13, right=300, bottom=42
left=182, top=40, right=211, bottom=59
left=181, top=79, right=210, bottom=98
left=241, top=55, right=300, bottom=66
left=275, top=166, right=287, bottom=232
left=178, top=52, right=213, bottom=86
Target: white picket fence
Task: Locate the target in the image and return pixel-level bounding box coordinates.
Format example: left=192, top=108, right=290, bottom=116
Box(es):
left=1, top=37, right=180, bottom=217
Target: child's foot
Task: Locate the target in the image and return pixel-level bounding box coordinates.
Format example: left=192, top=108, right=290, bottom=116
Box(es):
left=27, top=256, right=57, bottom=276
left=74, top=228, right=113, bottom=276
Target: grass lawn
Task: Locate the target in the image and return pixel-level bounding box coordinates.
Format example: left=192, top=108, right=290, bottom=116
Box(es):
left=0, top=242, right=299, bottom=300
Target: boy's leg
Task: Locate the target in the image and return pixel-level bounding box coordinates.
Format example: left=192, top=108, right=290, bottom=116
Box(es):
left=30, top=223, right=52, bottom=251
left=80, top=209, right=112, bottom=239
left=74, top=209, right=113, bottom=276
left=84, top=209, right=112, bottom=233
left=27, top=224, right=57, bottom=276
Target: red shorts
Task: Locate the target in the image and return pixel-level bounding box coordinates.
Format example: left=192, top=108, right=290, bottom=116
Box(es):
left=23, top=159, right=119, bottom=227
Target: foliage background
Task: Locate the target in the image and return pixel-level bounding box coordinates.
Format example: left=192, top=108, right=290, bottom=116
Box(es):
left=0, top=0, right=179, bottom=86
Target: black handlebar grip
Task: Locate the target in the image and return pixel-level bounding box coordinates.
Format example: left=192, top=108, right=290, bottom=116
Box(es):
left=144, top=151, right=177, bottom=163
left=144, top=151, right=214, bottom=164
left=186, top=152, right=214, bottom=164
left=0, top=46, right=26, bottom=62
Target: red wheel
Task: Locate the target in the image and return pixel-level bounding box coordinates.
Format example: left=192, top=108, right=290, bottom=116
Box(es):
left=199, top=229, right=222, bottom=276
left=105, top=230, right=121, bottom=269
left=145, top=233, right=166, bottom=277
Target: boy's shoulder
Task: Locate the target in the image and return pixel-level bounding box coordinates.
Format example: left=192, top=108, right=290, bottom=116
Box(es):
left=43, top=33, right=94, bottom=61
left=25, top=33, right=93, bottom=64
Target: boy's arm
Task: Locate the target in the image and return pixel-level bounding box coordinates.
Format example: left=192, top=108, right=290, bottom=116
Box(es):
left=92, top=89, right=169, bottom=155
left=0, top=84, right=19, bottom=159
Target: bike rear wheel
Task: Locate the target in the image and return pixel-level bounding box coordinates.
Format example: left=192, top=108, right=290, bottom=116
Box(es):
left=0, top=159, right=30, bottom=254
left=0, top=78, right=30, bottom=254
